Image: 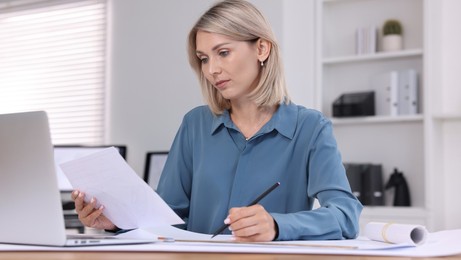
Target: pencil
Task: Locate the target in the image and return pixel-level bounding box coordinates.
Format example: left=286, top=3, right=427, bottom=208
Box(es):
left=211, top=182, right=281, bottom=238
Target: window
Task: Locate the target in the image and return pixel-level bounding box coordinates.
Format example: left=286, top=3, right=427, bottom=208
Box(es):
left=0, top=0, right=107, bottom=144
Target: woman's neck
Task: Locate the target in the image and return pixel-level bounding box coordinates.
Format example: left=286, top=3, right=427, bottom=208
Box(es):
left=230, top=102, right=277, bottom=140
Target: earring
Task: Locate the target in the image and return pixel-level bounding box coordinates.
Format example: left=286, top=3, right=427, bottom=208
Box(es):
left=260, top=60, right=264, bottom=67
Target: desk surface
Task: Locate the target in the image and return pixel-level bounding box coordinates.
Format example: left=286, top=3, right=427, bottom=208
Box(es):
left=1, top=252, right=461, bottom=260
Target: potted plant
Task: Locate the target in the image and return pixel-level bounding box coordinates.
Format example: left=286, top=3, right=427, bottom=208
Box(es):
left=381, top=19, right=403, bottom=52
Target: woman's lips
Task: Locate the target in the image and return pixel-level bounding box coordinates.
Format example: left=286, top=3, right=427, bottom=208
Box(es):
left=215, top=80, right=229, bottom=89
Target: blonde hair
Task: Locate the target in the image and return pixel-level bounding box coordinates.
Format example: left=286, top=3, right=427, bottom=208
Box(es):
left=188, top=0, right=290, bottom=115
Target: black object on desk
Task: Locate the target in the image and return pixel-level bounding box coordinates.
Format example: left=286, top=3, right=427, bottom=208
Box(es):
left=333, top=91, right=375, bottom=117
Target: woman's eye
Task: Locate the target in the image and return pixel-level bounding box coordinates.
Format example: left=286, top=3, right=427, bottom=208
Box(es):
left=219, top=50, right=229, bottom=57
left=200, top=57, right=208, bottom=64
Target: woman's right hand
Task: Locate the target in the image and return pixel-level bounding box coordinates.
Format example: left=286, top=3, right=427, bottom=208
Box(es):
left=71, top=190, right=117, bottom=231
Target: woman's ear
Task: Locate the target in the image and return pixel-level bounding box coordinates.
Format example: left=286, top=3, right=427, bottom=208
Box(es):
left=256, top=38, right=271, bottom=63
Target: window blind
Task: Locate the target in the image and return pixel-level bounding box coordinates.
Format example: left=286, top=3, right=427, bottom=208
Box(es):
left=0, top=0, right=107, bottom=145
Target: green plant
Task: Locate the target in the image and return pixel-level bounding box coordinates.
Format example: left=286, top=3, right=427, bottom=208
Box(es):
left=383, top=19, right=403, bottom=36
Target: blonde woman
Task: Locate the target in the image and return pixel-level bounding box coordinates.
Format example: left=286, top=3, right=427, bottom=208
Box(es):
left=73, top=0, right=362, bottom=242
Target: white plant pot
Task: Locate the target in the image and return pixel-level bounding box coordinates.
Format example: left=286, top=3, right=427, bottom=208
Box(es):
left=382, top=35, right=403, bottom=52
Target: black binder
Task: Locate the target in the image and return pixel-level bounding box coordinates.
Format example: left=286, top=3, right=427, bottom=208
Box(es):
left=361, top=164, right=385, bottom=206
left=344, top=163, right=385, bottom=206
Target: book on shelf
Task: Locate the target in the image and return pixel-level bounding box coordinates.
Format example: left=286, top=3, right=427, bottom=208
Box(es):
left=356, top=26, right=377, bottom=55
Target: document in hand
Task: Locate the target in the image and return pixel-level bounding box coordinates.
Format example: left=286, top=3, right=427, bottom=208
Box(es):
left=60, top=147, right=184, bottom=229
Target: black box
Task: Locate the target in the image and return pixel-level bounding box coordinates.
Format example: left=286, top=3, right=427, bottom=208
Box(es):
left=333, top=91, right=375, bottom=117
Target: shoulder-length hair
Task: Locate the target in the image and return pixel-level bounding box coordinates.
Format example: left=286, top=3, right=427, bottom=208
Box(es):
left=187, top=0, right=290, bottom=115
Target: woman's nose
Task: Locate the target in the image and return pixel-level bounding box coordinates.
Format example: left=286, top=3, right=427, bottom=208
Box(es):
left=207, top=58, right=221, bottom=75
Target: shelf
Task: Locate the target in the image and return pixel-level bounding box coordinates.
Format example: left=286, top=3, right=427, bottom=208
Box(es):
left=362, top=206, right=427, bottom=216
left=361, top=206, right=427, bottom=223
left=330, top=115, right=424, bottom=125
left=433, top=114, right=461, bottom=121
left=323, top=49, right=423, bottom=65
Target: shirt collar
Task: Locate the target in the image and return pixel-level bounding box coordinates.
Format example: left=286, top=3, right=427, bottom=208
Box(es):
left=211, top=109, right=233, bottom=134
left=210, top=102, right=297, bottom=140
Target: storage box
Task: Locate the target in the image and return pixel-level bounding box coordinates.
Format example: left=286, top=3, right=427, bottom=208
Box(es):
left=333, top=91, right=375, bottom=117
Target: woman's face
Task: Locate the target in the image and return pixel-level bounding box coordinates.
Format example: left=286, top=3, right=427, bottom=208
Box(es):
left=195, top=31, right=261, bottom=102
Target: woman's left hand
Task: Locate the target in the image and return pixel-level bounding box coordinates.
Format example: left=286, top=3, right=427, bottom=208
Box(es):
left=226, top=204, right=277, bottom=242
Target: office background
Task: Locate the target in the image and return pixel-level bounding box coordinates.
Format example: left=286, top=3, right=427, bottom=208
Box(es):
left=0, top=0, right=459, bottom=233
left=106, top=0, right=461, bottom=232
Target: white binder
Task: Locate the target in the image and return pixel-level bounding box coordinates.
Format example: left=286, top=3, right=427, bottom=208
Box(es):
left=372, top=71, right=399, bottom=116
left=398, top=69, right=418, bottom=115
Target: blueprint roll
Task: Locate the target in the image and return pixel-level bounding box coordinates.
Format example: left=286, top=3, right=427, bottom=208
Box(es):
left=364, top=222, right=428, bottom=246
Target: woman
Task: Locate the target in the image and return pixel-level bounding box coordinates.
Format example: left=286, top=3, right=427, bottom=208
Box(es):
left=73, top=0, right=362, bottom=242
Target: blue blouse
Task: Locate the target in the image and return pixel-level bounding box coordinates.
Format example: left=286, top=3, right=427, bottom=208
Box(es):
left=156, top=102, right=362, bottom=241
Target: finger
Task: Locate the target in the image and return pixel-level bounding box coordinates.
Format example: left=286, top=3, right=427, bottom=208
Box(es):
left=228, top=205, right=262, bottom=227
left=229, top=205, right=276, bottom=242
left=231, top=217, right=259, bottom=235
left=228, top=212, right=259, bottom=237
left=227, top=206, right=254, bottom=224
left=74, top=191, right=86, bottom=212
left=81, top=206, right=104, bottom=227
left=232, top=220, right=275, bottom=242
left=79, top=197, right=97, bottom=218
left=232, top=225, right=259, bottom=240
left=71, top=190, right=79, bottom=200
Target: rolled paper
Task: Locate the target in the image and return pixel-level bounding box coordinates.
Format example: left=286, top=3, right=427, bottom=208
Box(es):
left=364, top=222, right=428, bottom=246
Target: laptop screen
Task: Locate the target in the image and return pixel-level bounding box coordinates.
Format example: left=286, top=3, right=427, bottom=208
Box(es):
left=54, top=145, right=127, bottom=191
left=143, top=151, right=168, bottom=190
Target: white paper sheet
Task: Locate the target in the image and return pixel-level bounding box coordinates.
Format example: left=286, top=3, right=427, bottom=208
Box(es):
left=115, top=225, right=417, bottom=250
left=116, top=225, right=233, bottom=241
left=2, top=229, right=461, bottom=257
left=60, top=147, right=184, bottom=229
left=364, top=222, right=428, bottom=246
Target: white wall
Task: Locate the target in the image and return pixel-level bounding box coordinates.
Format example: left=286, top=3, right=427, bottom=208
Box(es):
left=282, top=1, right=316, bottom=107
left=437, top=0, right=461, bottom=230
left=107, top=0, right=315, bottom=174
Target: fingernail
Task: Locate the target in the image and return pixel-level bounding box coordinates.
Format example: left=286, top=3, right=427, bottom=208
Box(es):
left=224, top=217, right=230, bottom=224
left=90, top=197, right=95, bottom=203
left=228, top=226, right=232, bottom=231
left=73, top=190, right=78, bottom=196
left=99, top=205, right=104, bottom=210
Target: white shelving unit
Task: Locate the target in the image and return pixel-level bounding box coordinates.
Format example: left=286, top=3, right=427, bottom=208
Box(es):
left=322, top=49, right=423, bottom=65
left=315, top=0, right=429, bottom=230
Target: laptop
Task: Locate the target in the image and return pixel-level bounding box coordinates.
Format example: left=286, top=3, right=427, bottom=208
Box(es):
left=0, top=111, right=154, bottom=247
